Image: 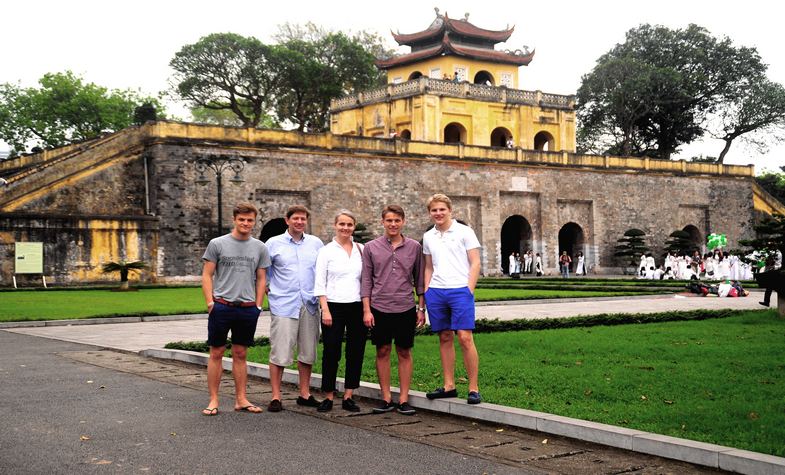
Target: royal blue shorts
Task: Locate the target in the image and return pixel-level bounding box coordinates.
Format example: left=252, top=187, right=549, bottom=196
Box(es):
left=425, top=287, right=475, bottom=332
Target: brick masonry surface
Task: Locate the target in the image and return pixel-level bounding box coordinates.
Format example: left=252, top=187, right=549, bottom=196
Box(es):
left=3, top=140, right=756, bottom=282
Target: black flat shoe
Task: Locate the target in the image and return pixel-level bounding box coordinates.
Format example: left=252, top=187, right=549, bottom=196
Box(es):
left=296, top=395, right=321, bottom=407
left=317, top=399, right=333, bottom=412
left=342, top=398, right=360, bottom=412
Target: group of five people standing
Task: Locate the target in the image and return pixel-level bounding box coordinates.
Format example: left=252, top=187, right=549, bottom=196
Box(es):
left=200, top=194, right=482, bottom=416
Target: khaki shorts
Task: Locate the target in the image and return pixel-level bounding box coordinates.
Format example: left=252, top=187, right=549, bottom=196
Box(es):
left=269, top=305, right=320, bottom=367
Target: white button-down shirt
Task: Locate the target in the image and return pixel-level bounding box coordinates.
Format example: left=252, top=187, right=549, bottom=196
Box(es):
left=314, top=239, right=363, bottom=303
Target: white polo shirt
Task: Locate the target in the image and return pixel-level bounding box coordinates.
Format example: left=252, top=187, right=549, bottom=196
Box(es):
left=423, top=220, right=481, bottom=289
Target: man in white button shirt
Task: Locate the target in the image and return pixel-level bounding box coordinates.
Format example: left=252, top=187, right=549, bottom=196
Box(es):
left=422, top=194, right=483, bottom=405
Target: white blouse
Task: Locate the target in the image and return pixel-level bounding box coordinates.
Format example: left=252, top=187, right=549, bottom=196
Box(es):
left=313, top=239, right=363, bottom=302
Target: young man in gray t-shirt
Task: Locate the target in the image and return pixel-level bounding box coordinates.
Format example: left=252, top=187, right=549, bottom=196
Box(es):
left=201, top=202, right=271, bottom=415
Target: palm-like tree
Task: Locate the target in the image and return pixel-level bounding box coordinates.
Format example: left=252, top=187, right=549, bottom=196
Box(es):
left=101, top=260, right=147, bottom=289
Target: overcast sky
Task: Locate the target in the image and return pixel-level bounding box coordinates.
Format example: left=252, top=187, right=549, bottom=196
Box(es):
left=2, top=0, right=783, bottom=171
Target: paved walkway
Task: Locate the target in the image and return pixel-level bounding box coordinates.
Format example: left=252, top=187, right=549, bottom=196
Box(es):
left=4, top=293, right=768, bottom=352
left=2, top=293, right=779, bottom=473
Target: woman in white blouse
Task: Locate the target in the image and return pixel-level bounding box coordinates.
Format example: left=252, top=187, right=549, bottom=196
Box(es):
left=313, top=210, right=366, bottom=412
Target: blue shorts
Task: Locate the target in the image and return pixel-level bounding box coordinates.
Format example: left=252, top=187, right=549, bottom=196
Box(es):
left=207, top=302, right=260, bottom=347
left=425, top=287, right=475, bottom=332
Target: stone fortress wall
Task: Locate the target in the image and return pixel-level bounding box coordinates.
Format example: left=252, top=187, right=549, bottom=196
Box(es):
left=0, top=122, right=773, bottom=284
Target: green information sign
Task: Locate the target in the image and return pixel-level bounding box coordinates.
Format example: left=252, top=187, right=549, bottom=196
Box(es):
left=15, top=242, right=43, bottom=274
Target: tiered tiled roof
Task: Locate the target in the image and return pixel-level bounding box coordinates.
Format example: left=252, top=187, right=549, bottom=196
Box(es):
left=391, top=13, right=514, bottom=45
left=377, top=36, right=534, bottom=69
left=377, top=11, right=533, bottom=69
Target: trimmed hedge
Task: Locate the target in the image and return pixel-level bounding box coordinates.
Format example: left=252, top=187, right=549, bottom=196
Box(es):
left=165, top=335, right=270, bottom=352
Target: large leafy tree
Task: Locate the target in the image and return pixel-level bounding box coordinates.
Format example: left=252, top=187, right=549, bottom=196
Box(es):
left=756, top=168, right=785, bottom=204
left=0, top=71, right=163, bottom=153
left=273, top=25, right=385, bottom=131
left=577, top=24, right=774, bottom=160
left=710, top=79, right=785, bottom=163
left=170, top=33, right=285, bottom=127
left=172, top=27, right=389, bottom=132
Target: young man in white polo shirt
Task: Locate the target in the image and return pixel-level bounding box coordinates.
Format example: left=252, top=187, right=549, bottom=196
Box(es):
left=422, top=194, right=483, bottom=404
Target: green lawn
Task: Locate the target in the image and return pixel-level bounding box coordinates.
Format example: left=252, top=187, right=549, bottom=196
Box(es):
left=0, top=288, right=209, bottom=321
left=474, top=288, right=652, bottom=301
left=245, top=310, right=785, bottom=456
left=0, top=287, right=655, bottom=321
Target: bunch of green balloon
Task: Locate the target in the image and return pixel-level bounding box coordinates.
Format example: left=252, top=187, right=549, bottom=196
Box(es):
left=707, top=233, right=727, bottom=250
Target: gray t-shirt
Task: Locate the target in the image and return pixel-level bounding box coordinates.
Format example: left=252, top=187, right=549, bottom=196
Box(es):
left=202, top=234, right=271, bottom=303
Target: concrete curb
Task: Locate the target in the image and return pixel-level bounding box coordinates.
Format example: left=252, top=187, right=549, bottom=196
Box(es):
left=0, top=313, right=209, bottom=329
left=0, top=312, right=275, bottom=329
left=140, top=347, right=785, bottom=475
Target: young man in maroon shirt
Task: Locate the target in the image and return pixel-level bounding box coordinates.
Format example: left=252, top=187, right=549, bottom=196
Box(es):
left=361, top=205, right=425, bottom=415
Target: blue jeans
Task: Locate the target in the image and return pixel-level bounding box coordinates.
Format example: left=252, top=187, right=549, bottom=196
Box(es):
left=561, top=265, right=569, bottom=278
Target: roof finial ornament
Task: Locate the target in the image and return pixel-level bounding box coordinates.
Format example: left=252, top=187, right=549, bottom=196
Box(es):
left=434, top=7, right=440, bottom=17
left=464, top=12, right=470, bottom=21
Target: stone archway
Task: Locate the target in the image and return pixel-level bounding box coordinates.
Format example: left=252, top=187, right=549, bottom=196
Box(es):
left=399, top=129, right=411, bottom=140
left=490, top=127, right=512, bottom=147
left=473, top=70, right=495, bottom=86
left=683, top=224, right=703, bottom=254
left=558, top=222, right=585, bottom=264
left=259, top=217, right=286, bottom=242
left=444, top=122, right=466, bottom=144
left=408, top=71, right=423, bottom=81
left=534, top=131, right=554, bottom=151
left=501, top=215, right=533, bottom=274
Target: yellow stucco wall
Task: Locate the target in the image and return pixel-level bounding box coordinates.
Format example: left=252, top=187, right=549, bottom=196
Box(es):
left=387, top=57, right=520, bottom=87
left=331, top=94, right=576, bottom=151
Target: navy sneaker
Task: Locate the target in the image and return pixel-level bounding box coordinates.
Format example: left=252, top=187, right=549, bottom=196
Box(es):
left=397, top=401, right=416, bottom=415
left=372, top=400, right=397, bottom=414
left=467, top=391, right=482, bottom=405
left=425, top=387, right=458, bottom=400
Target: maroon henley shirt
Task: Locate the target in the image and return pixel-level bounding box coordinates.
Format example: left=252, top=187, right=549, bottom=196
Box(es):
left=361, top=235, right=425, bottom=313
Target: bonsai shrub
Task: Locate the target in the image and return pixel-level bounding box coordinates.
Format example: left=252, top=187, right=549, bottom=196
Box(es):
left=614, top=228, right=649, bottom=269
left=101, top=260, right=148, bottom=290
left=664, top=230, right=696, bottom=255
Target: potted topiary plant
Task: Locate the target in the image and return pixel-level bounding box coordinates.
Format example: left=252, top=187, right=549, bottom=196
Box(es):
left=101, top=260, right=147, bottom=290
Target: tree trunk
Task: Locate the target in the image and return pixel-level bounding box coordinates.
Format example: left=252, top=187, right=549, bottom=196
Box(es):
left=717, top=139, right=733, bottom=164
left=778, top=292, right=785, bottom=318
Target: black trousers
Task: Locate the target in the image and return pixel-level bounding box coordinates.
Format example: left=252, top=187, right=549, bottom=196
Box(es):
left=321, top=301, right=367, bottom=392
left=763, top=288, right=773, bottom=305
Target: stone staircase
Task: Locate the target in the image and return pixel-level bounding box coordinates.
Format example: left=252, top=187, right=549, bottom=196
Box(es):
left=0, top=127, right=147, bottom=211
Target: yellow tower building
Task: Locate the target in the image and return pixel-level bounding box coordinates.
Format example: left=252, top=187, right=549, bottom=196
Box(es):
left=330, top=10, right=576, bottom=151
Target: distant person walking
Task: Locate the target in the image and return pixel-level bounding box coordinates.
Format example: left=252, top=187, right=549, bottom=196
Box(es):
left=574, top=251, right=586, bottom=276
left=423, top=194, right=483, bottom=405
left=759, top=254, right=779, bottom=307
left=201, top=202, right=270, bottom=416
left=559, top=251, right=571, bottom=278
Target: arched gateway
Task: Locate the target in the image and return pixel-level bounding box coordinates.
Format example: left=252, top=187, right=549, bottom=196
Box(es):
left=500, top=215, right=533, bottom=274
left=259, top=218, right=286, bottom=242
left=558, top=222, right=585, bottom=264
